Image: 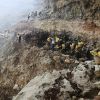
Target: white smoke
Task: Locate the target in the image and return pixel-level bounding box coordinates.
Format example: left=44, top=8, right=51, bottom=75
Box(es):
left=0, top=0, right=44, bottom=57
left=0, top=0, right=43, bottom=31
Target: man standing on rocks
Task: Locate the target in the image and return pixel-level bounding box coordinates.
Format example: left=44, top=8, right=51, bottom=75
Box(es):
left=17, top=34, right=21, bottom=43
left=27, top=13, right=31, bottom=21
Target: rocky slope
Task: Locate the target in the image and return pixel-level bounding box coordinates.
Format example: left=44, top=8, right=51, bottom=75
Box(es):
left=0, top=29, right=99, bottom=100
left=13, top=62, right=100, bottom=100
left=0, top=0, right=100, bottom=100
left=38, top=0, right=100, bottom=20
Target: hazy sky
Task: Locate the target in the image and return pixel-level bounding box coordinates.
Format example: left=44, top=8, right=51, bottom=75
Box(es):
left=0, top=0, right=42, bottom=30
left=0, top=0, right=35, bottom=19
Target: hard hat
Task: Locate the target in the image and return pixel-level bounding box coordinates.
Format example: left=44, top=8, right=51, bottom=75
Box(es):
left=47, top=37, right=51, bottom=42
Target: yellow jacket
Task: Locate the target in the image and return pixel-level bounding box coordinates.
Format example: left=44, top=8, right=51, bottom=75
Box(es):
left=76, top=42, right=84, bottom=49
left=55, top=37, right=59, bottom=42
left=62, top=44, right=65, bottom=49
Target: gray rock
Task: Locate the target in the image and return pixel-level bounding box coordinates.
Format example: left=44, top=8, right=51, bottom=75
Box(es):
left=13, top=70, right=74, bottom=100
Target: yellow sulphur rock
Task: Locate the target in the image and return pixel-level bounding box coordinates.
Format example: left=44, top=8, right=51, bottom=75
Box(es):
left=98, top=51, right=100, bottom=57
left=90, top=51, right=98, bottom=56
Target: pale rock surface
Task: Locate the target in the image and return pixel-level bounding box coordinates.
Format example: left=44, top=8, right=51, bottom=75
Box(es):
left=13, top=70, right=74, bottom=100
left=13, top=61, right=99, bottom=100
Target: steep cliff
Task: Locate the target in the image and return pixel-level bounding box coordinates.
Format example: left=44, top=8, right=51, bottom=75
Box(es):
left=39, top=0, right=100, bottom=20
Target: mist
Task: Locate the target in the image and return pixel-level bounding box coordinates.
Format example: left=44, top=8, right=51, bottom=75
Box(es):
left=0, top=0, right=43, bottom=31
left=0, top=0, right=44, bottom=57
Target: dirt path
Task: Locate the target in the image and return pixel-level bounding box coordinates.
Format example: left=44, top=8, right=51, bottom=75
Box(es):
left=14, top=19, right=100, bottom=40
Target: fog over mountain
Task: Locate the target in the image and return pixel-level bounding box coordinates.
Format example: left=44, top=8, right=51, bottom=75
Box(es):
left=0, top=0, right=43, bottom=57
left=0, top=0, right=43, bottom=31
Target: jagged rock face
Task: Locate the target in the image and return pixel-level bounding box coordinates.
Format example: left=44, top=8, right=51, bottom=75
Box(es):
left=39, top=0, right=100, bottom=20
left=13, top=62, right=99, bottom=100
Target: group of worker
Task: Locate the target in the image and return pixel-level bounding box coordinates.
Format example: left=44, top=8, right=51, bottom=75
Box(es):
left=47, top=32, right=65, bottom=50
left=47, top=31, right=92, bottom=60
left=27, top=11, right=41, bottom=21
left=16, top=30, right=95, bottom=60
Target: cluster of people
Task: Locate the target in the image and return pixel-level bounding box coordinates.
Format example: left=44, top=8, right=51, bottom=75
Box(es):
left=16, top=29, right=94, bottom=60
left=47, top=31, right=92, bottom=60
left=47, top=31, right=68, bottom=51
